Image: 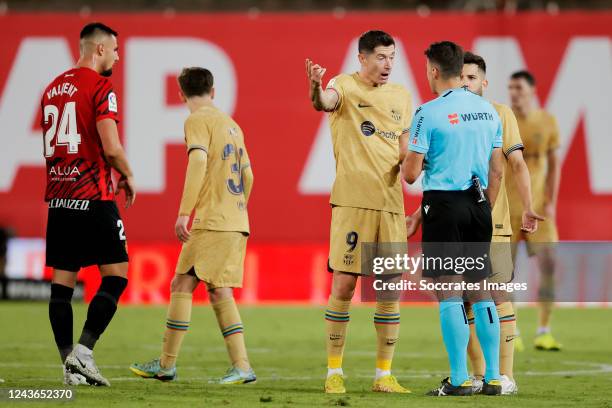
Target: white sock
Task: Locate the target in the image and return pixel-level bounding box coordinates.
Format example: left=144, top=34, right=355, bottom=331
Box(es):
left=537, top=326, right=550, bottom=335
left=375, top=368, right=390, bottom=380
left=327, top=367, right=343, bottom=378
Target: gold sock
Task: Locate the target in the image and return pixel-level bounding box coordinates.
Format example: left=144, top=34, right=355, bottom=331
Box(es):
left=160, top=292, right=193, bottom=369
left=212, top=297, right=250, bottom=371
left=466, top=303, right=485, bottom=378
left=497, top=302, right=516, bottom=379
left=325, top=296, right=351, bottom=369
left=374, top=301, right=400, bottom=372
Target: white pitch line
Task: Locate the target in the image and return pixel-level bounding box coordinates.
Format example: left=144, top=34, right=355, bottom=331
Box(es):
left=4, top=365, right=612, bottom=384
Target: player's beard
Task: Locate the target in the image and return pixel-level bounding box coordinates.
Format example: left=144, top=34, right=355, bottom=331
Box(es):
left=101, top=69, right=113, bottom=77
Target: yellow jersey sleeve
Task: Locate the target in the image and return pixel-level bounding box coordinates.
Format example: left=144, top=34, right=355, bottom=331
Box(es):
left=178, top=149, right=208, bottom=216
left=326, top=74, right=348, bottom=112
left=184, top=114, right=212, bottom=154
left=238, top=127, right=251, bottom=168
left=401, top=89, right=413, bottom=134
left=498, top=104, right=524, bottom=157
left=548, top=114, right=560, bottom=151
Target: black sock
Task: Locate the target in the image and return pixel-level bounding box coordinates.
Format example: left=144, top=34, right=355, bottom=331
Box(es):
left=49, top=283, right=74, bottom=363
left=79, top=276, right=128, bottom=350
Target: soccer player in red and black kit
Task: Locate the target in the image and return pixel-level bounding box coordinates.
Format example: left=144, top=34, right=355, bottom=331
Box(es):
left=41, top=22, right=135, bottom=386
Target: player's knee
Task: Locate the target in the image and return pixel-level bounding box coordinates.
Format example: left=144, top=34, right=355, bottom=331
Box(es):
left=170, top=276, right=184, bottom=293
left=538, top=249, right=556, bottom=272
left=331, top=273, right=357, bottom=301
left=541, top=259, right=556, bottom=275
left=538, top=286, right=555, bottom=302
left=208, top=287, right=233, bottom=303
left=492, top=289, right=510, bottom=304
left=52, top=270, right=77, bottom=288
left=170, top=273, right=196, bottom=293
left=332, top=285, right=354, bottom=301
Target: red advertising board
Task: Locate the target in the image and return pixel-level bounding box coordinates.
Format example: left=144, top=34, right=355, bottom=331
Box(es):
left=1, top=12, right=611, bottom=302
left=1, top=12, right=611, bottom=242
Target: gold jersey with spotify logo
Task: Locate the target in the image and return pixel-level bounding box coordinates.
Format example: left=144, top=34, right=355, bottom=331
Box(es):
left=506, top=109, right=560, bottom=251
left=176, top=105, right=251, bottom=288
left=488, top=102, right=523, bottom=284
left=325, top=73, right=412, bottom=274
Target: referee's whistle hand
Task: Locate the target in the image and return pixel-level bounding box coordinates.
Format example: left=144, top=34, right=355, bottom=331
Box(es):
left=175, top=215, right=191, bottom=243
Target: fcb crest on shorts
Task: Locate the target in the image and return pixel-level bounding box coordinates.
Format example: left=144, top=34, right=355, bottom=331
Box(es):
left=343, top=253, right=355, bottom=266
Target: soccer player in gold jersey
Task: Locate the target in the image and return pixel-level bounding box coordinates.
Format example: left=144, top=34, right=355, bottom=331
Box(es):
left=460, top=52, right=544, bottom=394
left=130, top=67, right=256, bottom=384
left=306, top=30, right=413, bottom=394
left=507, top=70, right=562, bottom=351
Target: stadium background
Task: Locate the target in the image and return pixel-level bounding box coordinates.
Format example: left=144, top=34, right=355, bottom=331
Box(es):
left=0, top=1, right=611, bottom=305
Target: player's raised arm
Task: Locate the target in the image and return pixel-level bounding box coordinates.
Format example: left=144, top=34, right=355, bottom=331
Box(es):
left=486, top=147, right=504, bottom=207
left=97, top=118, right=136, bottom=208
left=305, top=58, right=339, bottom=112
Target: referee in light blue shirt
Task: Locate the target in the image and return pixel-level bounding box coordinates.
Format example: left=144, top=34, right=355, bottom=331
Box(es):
left=402, top=41, right=504, bottom=397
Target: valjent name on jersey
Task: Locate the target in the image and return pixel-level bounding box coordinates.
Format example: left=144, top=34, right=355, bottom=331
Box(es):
left=46, top=82, right=78, bottom=100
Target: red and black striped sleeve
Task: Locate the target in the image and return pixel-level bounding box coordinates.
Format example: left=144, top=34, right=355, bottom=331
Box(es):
left=93, top=78, right=119, bottom=123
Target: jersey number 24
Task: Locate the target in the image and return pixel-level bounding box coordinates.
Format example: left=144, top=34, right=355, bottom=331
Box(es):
left=43, top=102, right=82, bottom=157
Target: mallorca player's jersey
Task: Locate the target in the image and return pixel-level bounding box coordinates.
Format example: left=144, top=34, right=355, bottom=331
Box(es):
left=491, top=101, right=523, bottom=236
left=41, top=67, right=119, bottom=201
left=184, top=105, right=250, bottom=234
left=506, top=109, right=560, bottom=216
left=326, top=73, right=412, bottom=214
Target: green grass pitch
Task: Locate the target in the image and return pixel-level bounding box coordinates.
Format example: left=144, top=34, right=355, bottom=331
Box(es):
left=1, top=303, right=611, bottom=407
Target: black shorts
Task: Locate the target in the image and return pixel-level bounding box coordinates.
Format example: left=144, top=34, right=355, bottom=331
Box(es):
left=421, top=189, right=492, bottom=282
left=45, top=199, right=129, bottom=272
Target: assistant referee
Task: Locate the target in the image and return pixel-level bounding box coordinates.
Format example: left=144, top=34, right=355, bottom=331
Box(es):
left=402, top=41, right=504, bottom=397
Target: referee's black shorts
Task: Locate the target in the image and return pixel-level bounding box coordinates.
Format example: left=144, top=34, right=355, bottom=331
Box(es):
left=421, top=188, right=492, bottom=282
left=45, top=199, right=129, bottom=272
